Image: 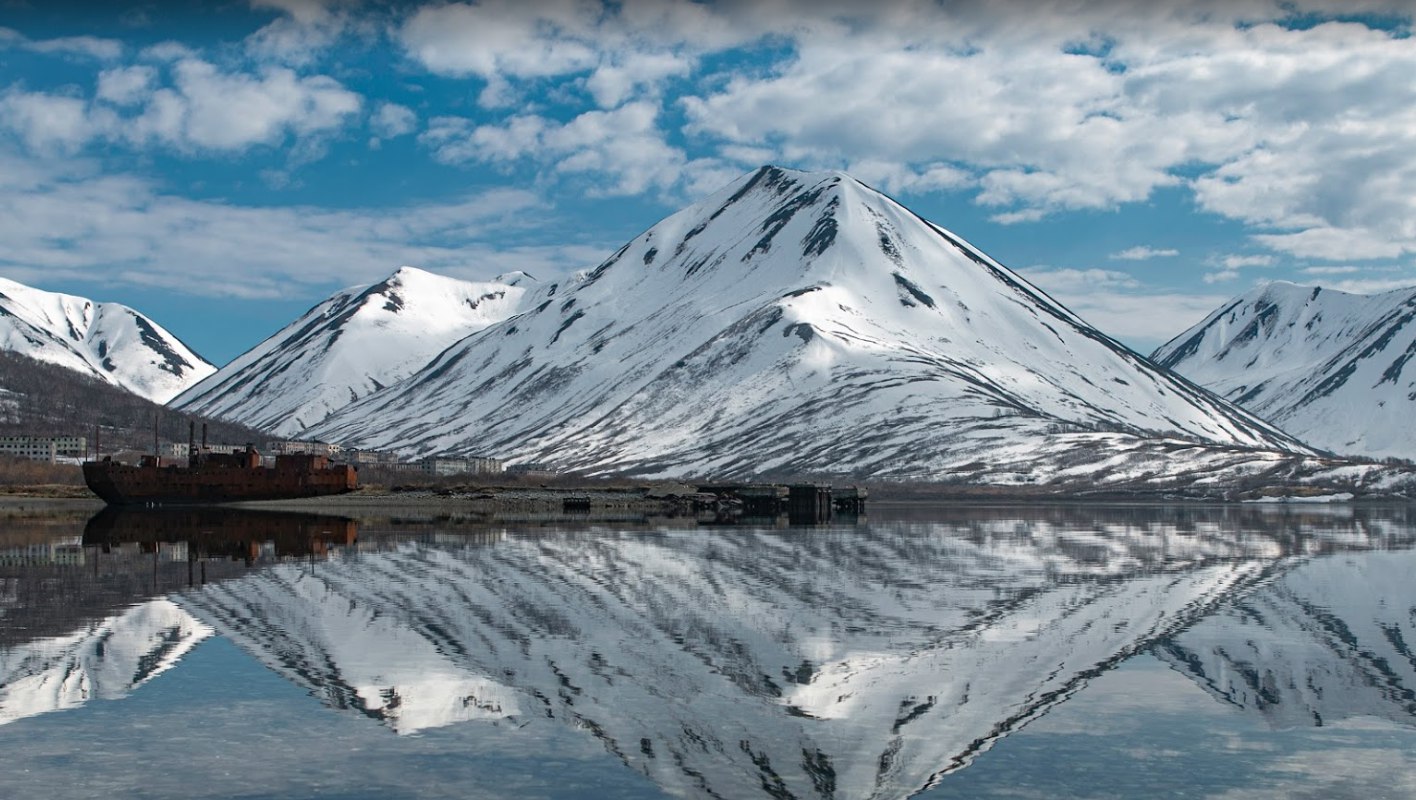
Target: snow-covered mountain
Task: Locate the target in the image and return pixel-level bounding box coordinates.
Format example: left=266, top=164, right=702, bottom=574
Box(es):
left=1156, top=548, right=1416, bottom=730
left=0, top=277, right=214, bottom=403
left=1153, top=282, right=1416, bottom=461
left=171, top=267, right=535, bottom=437
left=175, top=515, right=1287, bottom=797
left=306, top=166, right=1306, bottom=482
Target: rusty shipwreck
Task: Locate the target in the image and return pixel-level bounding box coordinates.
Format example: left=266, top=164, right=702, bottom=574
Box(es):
left=83, top=424, right=357, bottom=506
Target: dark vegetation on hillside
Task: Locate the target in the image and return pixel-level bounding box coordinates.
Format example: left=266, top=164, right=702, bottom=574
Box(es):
left=0, top=350, right=267, bottom=457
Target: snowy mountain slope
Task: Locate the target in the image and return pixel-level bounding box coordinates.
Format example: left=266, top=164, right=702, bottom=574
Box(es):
left=0, top=277, right=214, bottom=403
left=171, top=267, right=535, bottom=437
left=1155, top=548, right=1416, bottom=730
left=0, top=599, right=210, bottom=727
left=307, top=167, right=1307, bottom=481
left=1153, top=282, right=1416, bottom=460
left=175, top=517, right=1307, bottom=798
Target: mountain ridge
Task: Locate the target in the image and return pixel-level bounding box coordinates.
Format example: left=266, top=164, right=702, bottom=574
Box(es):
left=171, top=266, right=536, bottom=437
left=0, top=276, right=214, bottom=403
left=303, top=165, right=1311, bottom=484
left=1154, top=280, right=1416, bottom=460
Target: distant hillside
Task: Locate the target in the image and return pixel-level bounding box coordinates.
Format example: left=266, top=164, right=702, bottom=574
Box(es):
left=1154, top=281, right=1416, bottom=460
left=0, top=349, right=267, bottom=456
left=0, top=275, right=214, bottom=403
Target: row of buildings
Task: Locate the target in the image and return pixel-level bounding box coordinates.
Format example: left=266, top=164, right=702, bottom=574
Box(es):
left=267, top=440, right=511, bottom=476
left=1, top=432, right=552, bottom=479
left=0, top=435, right=87, bottom=463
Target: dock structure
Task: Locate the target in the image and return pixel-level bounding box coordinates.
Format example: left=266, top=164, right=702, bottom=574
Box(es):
left=833, top=487, right=868, bottom=514
left=694, top=483, right=864, bottom=524
left=788, top=484, right=833, bottom=524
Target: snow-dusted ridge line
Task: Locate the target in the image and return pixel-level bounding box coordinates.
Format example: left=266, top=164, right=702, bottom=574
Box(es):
left=171, top=266, right=536, bottom=437
left=1155, top=281, right=1416, bottom=461
left=0, top=276, right=214, bottom=403
left=305, top=166, right=1312, bottom=485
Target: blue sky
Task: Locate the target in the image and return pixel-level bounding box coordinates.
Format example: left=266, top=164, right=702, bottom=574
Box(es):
left=2, top=0, right=1414, bottom=364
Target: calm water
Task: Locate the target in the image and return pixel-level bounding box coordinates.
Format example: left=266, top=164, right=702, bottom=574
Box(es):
left=2, top=503, right=1416, bottom=799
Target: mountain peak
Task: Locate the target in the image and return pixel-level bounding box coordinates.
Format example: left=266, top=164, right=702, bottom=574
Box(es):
left=306, top=165, right=1303, bottom=478
left=173, top=268, right=535, bottom=436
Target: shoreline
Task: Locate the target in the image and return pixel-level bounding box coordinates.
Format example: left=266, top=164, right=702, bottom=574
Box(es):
left=3, top=481, right=1410, bottom=519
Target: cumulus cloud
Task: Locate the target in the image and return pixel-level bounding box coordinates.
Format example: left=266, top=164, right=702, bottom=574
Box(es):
left=392, top=1, right=1416, bottom=259
left=0, top=90, right=96, bottom=153
left=399, top=1, right=603, bottom=81
left=371, top=102, right=417, bottom=139
left=96, top=65, right=157, bottom=105
left=585, top=50, right=692, bottom=108
left=0, top=58, right=362, bottom=154
left=424, top=101, right=689, bottom=196
left=246, top=0, right=372, bottom=66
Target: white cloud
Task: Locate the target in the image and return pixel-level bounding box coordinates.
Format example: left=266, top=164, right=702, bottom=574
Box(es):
left=1300, top=266, right=1361, bottom=276
left=140, top=41, right=199, bottom=62
left=585, top=50, right=692, bottom=108
left=1326, top=277, right=1416, bottom=294
left=246, top=0, right=370, bottom=66
left=1017, top=267, right=1141, bottom=292
left=669, top=6, right=1416, bottom=255
left=0, top=151, right=605, bottom=300
left=1253, top=227, right=1411, bottom=261
left=398, top=1, right=602, bottom=82
left=1111, top=246, right=1178, bottom=261
left=157, top=59, right=361, bottom=150
left=96, top=65, right=157, bottom=105
left=0, top=59, right=363, bottom=155
left=1017, top=264, right=1229, bottom=348
left=371, top=102, right=417, bottom=139
left=0, top=90, right=97, bottom=153
left=844, top=159, right=973, bottom=196
left=1219, top=254, right=1274, bottom=269
left=0, top=27, right=123, bottom=60
left=425, top=101, right=687, bottom=196
left=1204, top=269, right=1240, bottom=284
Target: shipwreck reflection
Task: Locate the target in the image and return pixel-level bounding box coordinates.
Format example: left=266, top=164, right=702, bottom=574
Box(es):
left=83, top=506, right=359, bottom=564
left=161, top=506, right=1416, bottom=800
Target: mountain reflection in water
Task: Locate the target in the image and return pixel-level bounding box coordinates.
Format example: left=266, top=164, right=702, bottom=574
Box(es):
left=1, top=504, right=1415, bottom=799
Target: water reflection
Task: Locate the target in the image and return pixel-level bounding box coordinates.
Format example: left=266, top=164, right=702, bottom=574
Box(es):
left=0, top=507, right=360, bottom=727
left=1, top=504, right=1415, bottom=799
left=1156, top=547, right=1416, bottom=729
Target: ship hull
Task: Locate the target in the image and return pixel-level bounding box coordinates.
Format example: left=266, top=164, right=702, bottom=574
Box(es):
left=82, top=460, right=357, bottom=506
